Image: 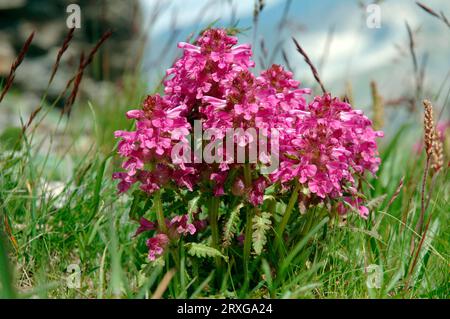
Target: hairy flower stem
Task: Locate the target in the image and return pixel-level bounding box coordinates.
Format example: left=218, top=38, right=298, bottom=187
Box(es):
left=277, top=180, right=301, bottom=244
left=170, top=247, right=180, bottom=270
left=242, top=162, right=254, bottom=287
left=411, top=157, right=430, bottom=254
left=243, top=163, right=252, bottom=187
left=154, top=191, right=167, bottom=234
left=418, top=157, right=430, bottom=234
left=208, top=196, right=222, bottom=277
left=243, top=206, right=255, bottom=287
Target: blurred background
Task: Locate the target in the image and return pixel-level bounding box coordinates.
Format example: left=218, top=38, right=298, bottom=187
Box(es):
left=0, top=0, right=449, bottom=165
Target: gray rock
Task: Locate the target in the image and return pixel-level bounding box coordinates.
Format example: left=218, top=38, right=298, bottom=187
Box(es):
left=0, top=32, right=14, bottom=75
left=0, top=0, right=26, bottom=10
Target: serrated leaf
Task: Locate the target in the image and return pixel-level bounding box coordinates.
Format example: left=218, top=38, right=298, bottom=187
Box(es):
left=186, top=243, right=228, bottom=261
left=187, top=195, right=201, bottom=222
left=275, top=201, right=286, bottom=216
left=252, top=211, right=272, bottom=255
left=222, top=203, right=243, bottom=247
left=262, top=195, right=276, bottom=202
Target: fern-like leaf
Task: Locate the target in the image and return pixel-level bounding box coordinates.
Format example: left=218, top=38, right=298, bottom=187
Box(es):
left=252, top=211, right=272, bottom=255
left=222, top=203, right=243, bottom=247
left=186, top=243, right=228, bottom=261
left=187, top=195, right=201, bottom=222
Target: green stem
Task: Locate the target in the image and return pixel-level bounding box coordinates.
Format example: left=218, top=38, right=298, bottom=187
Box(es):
left=301, top=208, right=315, bottom=236
left=171, top=246, right=180, bottom=268
left=0, top=231, right=15, bottom=298
left=209, top=196, right=222, bottom=276
left=277, top=179, right=301, bottom=238
left=243, top=206, right=255, bottom=287
left=243, top=163, right=252, bottom=187
left=242, top=163, right=254, bottom=288
left=154, top=191, right=167, bottom=233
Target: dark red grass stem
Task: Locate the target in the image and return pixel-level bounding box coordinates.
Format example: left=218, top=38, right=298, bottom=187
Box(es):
left=416, top=1, right=450, bottom=29
left=0, top=31, right=35, bottom=104
left=48, top=28, right=75, bottom=86
left=61, top=30, right=112, bottom=116
left=292, top=37, right=327, bottom=94
left=62, top=52, right=85, bottom=116
left=386, top=177, right=404, bottom=210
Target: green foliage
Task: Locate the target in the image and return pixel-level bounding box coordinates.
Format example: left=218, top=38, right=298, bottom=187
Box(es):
left=187, top=195, right=201, bottom=222
left=0, top=102, right=448, bottom=299
left=0, top=127, right=22, bottom=151
left=0, top=233, right=16, bottom=298
left=186, top=243, right=228, bottom=262
left=0, top=116, right=447, bottom=299
left=0, top=50, right=448, bottom=299
left=252, top=211, right=272, bottom=255
left=222, top=203, right=243, bottom=247
left=129, top=190, right=152, bottom=221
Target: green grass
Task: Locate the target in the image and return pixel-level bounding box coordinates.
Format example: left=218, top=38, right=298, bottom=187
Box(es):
left=0, top=83, right=448, bottom=298
left=0, top=21, right=449, bottom=298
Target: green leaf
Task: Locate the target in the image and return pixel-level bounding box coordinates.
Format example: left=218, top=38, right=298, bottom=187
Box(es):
left=280, top=217, right=329, bottom=277
left=129, top=190, right=149, bottom=221
left=186, top=243, right=228, bottom=262
left=252, top=211, right=272, bottom=255
left=222, top=203, right=243, bottom=247
left=187, top=195, right=201, bottom=222
left=0, top=232, right=16, bottom=298
left=0, top=127, right=22, bottom=151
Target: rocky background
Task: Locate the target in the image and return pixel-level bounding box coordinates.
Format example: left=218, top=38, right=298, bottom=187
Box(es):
left=0, top=0, right=143, bottom=129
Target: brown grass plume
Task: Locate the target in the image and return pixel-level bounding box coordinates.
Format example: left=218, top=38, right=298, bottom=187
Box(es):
left=371, top=80, right=384, bottom=130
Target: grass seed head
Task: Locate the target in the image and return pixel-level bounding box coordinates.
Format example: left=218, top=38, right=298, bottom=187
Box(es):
left=422, top=99, right=435, bottom=158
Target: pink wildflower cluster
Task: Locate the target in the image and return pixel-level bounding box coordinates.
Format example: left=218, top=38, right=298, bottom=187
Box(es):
left=272, top=94, right=383, bottom=201
left=113, top=94, right=193, bottom=194
left=135, top=214, right=206, bottom=261
left=115, top=27, right=383, bottom=261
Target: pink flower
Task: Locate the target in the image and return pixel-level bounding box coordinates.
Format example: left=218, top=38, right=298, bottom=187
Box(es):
left=146, top=233, right=169, bottom=261
left=115, top=29, right=383, bottom=222
left=164, top=29, right=254, bottom=109
left=210, top=172, right=228, bottom=196
left=135, top=212, right=206, bottom=261
left=169, top=215, right=197, bottom=236
left=249, top=177, right=267, bottom=206
left=134, top=217, right=156, bottom=237
left=337, top=197, right=370, bottom=219
left=271, top=93, right=382, bottom=202
left=231, top=177, right=246, bottom=196
left=113, top=94, right=195, bottom=195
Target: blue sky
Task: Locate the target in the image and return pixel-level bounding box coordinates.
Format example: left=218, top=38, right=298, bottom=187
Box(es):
left=140, top=0, right=450, bottom=113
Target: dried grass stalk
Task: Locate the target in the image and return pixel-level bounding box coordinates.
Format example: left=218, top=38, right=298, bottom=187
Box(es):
left=416, top=1, right=450, bottom=29
left=371, top=81, right=384, bottom=130
left=62, top=52, right=85, bottom=116
left=292, top=37, right=327, bottom=94
left=0, top=31, right=35, bottom=103
left=61, top=30, right=112, bottom=116
left=432, top=132, right=444, bottom=172
left=345, top=81, right=354, bottom=106
left=423, top=100, right=435, bottom=158
left=48, top=28, right=75, bottom=86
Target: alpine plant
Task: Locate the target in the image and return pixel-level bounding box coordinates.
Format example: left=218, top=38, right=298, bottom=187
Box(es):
left=113, top=29, right=383, bottom=262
